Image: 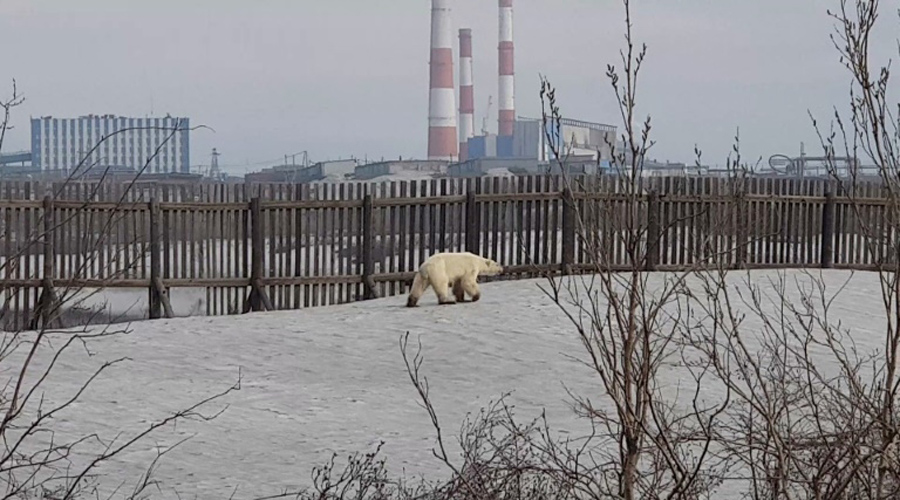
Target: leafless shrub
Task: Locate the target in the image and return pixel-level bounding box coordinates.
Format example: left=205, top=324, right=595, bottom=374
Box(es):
left=0, top=80, right=23, bottom=156
left=629, top=0, right=900, bottom=497
left=392, top=0, right=900, bottom=498
left=0, top=81, right=240, bottom=499
left=760, top=0, right=900, bottom=497
left=530, top=1, right=738, bottom=498
left=255, top=442, right=428, bottom=500
left=399, top=332, right=594, bottom=500
left=675, top=265, right=891, bottom=497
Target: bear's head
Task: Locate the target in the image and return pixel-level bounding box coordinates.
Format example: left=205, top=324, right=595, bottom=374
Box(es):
left=481, top=258, right=504, bottom=276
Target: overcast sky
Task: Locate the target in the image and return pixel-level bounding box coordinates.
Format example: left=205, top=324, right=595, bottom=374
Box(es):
left=0, top=0, right=895, bottom=174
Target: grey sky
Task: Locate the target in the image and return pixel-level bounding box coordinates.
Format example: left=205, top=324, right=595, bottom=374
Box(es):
left=1, top=0, right=894, bottom=174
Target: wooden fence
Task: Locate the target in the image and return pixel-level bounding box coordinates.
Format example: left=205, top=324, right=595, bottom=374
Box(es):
left=0, top=174, right=894, bottom=331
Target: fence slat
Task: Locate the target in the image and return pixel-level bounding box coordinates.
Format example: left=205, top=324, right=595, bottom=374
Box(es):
left=822, top=190, right=836, bottom=268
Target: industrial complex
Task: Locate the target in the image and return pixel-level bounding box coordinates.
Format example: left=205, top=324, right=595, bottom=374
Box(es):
left=0, top=0, right=725, bottom=184
left=424, top=0, right=618, bottom=173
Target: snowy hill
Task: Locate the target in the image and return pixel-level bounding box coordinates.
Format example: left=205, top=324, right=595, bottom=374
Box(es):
left=9, top=270, right=887, bottom=499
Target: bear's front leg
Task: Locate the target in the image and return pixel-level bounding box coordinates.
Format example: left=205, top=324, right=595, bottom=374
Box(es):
left=462, top=277, right=481, bottom=302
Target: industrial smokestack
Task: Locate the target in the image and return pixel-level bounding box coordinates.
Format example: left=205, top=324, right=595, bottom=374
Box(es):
left=458, top=28, right=475, bottom=163
left=498, top=0, right=515, bottom=138
left=427, top=0, right=458, bottom=161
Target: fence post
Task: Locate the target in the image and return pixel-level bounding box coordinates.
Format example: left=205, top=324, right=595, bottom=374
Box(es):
left=149, top=197, right=162, bottom=319
left=645, top=191, right=660, bottom=271
left=361, top=193, right=378, bottom=300
left=148, top=197, right=173, bottom=320
left=821, top=190, right=835, bottom=268
left=41, top=195, right=53, bottom=284
left=251, top=196, right=263, bottom=291
left=736, top=188, right=748, bottom=269
left=34, top=195, right=60, bottom=329
left=246, top=196, right=273, bottom=312
left=465, top=190, right=479, bottom=253
left=561, top=188, right=575, bottom=275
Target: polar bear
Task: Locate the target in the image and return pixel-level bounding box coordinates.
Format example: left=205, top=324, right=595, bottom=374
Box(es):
left=406, top=252, right=504, bottom=307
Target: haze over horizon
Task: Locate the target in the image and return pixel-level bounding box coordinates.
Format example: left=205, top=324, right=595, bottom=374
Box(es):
left=1, top=0, right=894, bottom=174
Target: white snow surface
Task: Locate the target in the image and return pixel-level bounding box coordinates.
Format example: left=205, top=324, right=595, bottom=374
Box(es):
left=5, top=269, right=888, bottom=499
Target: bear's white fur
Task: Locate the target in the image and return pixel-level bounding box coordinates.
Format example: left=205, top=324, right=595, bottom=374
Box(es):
left=406, top=252, right=503, bottom=307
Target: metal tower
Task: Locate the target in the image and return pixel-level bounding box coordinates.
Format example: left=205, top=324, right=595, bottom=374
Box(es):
left=210, top=148, right=222, bottom=180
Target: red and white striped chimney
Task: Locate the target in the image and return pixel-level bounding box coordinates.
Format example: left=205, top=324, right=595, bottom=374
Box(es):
left=458, top=28, right=475, bottom=162
left=427, top=0, right=458, bottom=161
left=498, top=0, right=515, bottom=138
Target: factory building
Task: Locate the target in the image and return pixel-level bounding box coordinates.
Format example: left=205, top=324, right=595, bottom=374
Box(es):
left=354, top=159, right=448, bottom=181
left=448, top=156, right=540, bottom=177
left=550, top=117, right=617, bottom=162
left=466, top=117, right=617, bottom=163
left=303, top=159, right=358, bottom=182
left=30, top=114, right=190, bottom=174
left=245, top=159, right=358, bottom=183
left=448, top=154, right=607, bottom=178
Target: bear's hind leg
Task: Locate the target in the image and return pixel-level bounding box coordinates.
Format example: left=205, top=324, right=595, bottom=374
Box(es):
left=430, top=275, right=456, bottom=305
left=406, top=272, right=429, bottom=307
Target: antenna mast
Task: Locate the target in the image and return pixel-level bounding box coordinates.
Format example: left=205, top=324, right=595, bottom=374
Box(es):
left=209, top=148, right=222, bottom=180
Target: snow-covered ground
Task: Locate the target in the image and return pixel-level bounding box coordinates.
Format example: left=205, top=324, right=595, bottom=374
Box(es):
left=2, top=269, right=888, bottom=499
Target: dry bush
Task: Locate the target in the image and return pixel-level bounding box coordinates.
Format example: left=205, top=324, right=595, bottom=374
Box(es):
left=0, top=80, right=241, bottom=499
left=530, top=1, right=737, bottom=497
left=384, top=1, right=900, bottom=499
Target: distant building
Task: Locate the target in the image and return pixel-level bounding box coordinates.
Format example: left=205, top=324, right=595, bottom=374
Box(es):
left=0, top=150, right=32, bottom=166
left=447, top=155, right=610, bottom=178
left=448, top=157, right=541, bottom=177
left=30, top=114, right=190, bottom=174
left=353, top=159, right=448, bottom=180
left=466, top=117, right=617, bottom=163
left=551, top=117, right=617, bottom=162
left=466, top=134, right=503, bottom=160
left=245, top=159, right=358, bottom=183
left=307, top=159, right=358, bottom=182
